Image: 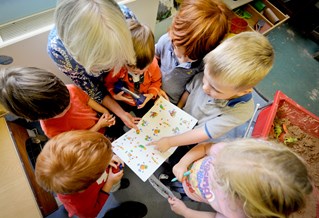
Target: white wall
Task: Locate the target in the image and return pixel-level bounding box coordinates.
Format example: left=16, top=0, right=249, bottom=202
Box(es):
left=0, top=0, right=159, bottom=84
left=0, top=30, right=73, bottom=84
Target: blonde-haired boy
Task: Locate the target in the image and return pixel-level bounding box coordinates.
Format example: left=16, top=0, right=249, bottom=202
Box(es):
left=152, top=32, right=274, bottom=154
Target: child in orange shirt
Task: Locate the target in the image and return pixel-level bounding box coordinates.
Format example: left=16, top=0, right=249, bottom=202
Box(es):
left=104, top=20, right=161, bottom=117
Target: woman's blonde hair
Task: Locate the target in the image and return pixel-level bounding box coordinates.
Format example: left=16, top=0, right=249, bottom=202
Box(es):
left=213, top=138, right=313, bottom=217
left=204, top=32, right=274, bottom=91
left=55, top=0, right=136, bottom=74
left=170, top=0, right=231, bottom=60
left=127, top=19, right=155, bottom=70
left=35, top=130, right=113, bottom=194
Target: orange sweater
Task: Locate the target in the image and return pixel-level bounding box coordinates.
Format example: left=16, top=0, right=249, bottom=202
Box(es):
left=104, top=58, right=161, bottom=106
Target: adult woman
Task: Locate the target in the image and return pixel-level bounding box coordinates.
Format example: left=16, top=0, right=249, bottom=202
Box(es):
left=48, top=0, right=140, bottom=129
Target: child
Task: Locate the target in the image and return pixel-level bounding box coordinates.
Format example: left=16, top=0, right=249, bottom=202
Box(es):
left=0, top=67, right=122, bottom=138
left=151, top=32, right=274, bottom=154
left=105, top=19, right=161, bottom=117
left=168, top=138, right=313, bottom=218
left=156, top=0, right=231, bottom=104
left=35, top=130, right=147, bottom=218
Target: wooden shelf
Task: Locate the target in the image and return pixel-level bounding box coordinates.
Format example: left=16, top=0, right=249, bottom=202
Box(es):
left=230, top=0, right=289, bottom=35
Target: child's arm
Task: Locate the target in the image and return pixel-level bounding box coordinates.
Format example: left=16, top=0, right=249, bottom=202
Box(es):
left=158, top=89, right=170, bottom=101
left=151, top=127, right=209, bottom=153
left=87, top=98, right=115, bottom=132
left=138, top=59, right=162, bottom=109
left=168, top=197, right=217, bottom=218
left=88, top=98, right=110, bottom=115
left=173, top=143, right=212, bottom=181
left=101, top=155, right=124, bottom=193
left=89, top=113, right=116, bottom=132
left=177, top=91, right=189, bottom=108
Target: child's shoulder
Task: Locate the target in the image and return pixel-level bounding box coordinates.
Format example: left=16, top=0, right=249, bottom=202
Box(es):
left=157, top=33, right=171, bottom=47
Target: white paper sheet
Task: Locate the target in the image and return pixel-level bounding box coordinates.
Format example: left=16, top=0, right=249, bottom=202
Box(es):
left=112, top=96, right=198, bottom=182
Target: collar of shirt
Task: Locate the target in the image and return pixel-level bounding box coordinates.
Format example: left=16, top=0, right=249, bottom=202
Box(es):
left=207, top=93, right=252, bottom=107
left=169, top=45, right=194, bottom=69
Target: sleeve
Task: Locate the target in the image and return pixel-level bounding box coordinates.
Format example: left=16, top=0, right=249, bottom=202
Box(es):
left=204, top=102, right=254, bottom=139
left=147, top=58, right=162, bottom=98
left=155, top=33, right=169, bottom=59
left=47, top=28, right=106, bottom=103
left=185, top=73, right=202, bottom=94
left=207, top=142, right=227, bottom=156
left=104, top=68, right=125, bottom=97
left=67, top=84, right=90, bottom=104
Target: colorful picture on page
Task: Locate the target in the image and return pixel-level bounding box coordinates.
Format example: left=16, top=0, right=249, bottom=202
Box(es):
left=112, top=96, right=198, bottom=182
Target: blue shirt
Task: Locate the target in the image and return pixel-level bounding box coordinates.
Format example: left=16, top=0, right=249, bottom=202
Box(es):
left=155, top=33, right=204, bottom=104
left=184, top=73, right=254, bottom=139
left=47, top=4, right=137, bottom=103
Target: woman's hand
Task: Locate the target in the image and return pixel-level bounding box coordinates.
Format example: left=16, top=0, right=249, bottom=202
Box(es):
left=137, top=94, right=153, bottom=109
left=120, top=112, right=140, bottom=130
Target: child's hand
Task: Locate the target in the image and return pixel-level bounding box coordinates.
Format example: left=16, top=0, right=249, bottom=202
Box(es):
left=173, top=163, right=188, bottom=182
left=158, top=89, right=170, bottom=101
left=107, top=168, right=124, bottom=186
left=97, top=113, right=116, bottom=128
left=109, top=154, right=124, bottom=169
left=168, top=197, right=188, bottom=216
left=150, top=137, right=171, bottom=152
left=137, top=94, right=153, bottom=109
left=114, top=91, right=135, bottom=105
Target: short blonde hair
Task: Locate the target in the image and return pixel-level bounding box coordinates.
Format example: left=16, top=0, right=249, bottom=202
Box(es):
left=204, top=32, right=274, bottom=91
left=213, top=139, right=312, bottom=217
left=35, top=130, right=113, bottom=194
left=55, top=0, right=136, bottom=74
left=127, top=19, right=155, bottom=70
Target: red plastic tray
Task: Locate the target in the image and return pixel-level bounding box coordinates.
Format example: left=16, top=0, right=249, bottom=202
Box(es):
left=252, top=90, right=319, bottom=138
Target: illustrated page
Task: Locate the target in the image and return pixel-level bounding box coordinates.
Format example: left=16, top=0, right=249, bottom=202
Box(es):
left=112, top=96, right=198, bottom=182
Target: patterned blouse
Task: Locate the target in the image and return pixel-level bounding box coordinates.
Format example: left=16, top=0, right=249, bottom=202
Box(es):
left=47, top=4, right=137, bottom=103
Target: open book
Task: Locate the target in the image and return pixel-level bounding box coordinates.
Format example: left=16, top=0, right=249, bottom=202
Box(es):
left=112, top=96, right=198, bottom=182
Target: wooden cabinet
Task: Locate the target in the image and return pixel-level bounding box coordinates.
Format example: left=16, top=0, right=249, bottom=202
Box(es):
left=224, top=0, right=289, bottom=35
left=0, top=118, right=58, bottom=217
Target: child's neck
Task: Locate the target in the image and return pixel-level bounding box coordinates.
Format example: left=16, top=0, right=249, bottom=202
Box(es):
left=228, top=89, right=253, bottom=100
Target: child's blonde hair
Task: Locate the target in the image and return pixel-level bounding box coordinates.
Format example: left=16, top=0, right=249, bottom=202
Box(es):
left=204, top=32, right=274, bottom=91
left=55, top=0, right=136, bottom=74
left=127, top=19, right=155, bottom=70
left=170, top=0, right=231, bottom=60
left=35, top=130, right=113, bottom=194
left=213, top=138, right=313, bottom=217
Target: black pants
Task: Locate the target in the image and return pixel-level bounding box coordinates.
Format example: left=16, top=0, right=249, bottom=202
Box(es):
left=118, top=99, right=155, bottom=118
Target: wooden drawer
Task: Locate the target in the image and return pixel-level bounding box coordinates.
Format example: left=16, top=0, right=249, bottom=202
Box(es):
left=232, top=0, right=289, bottom=35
